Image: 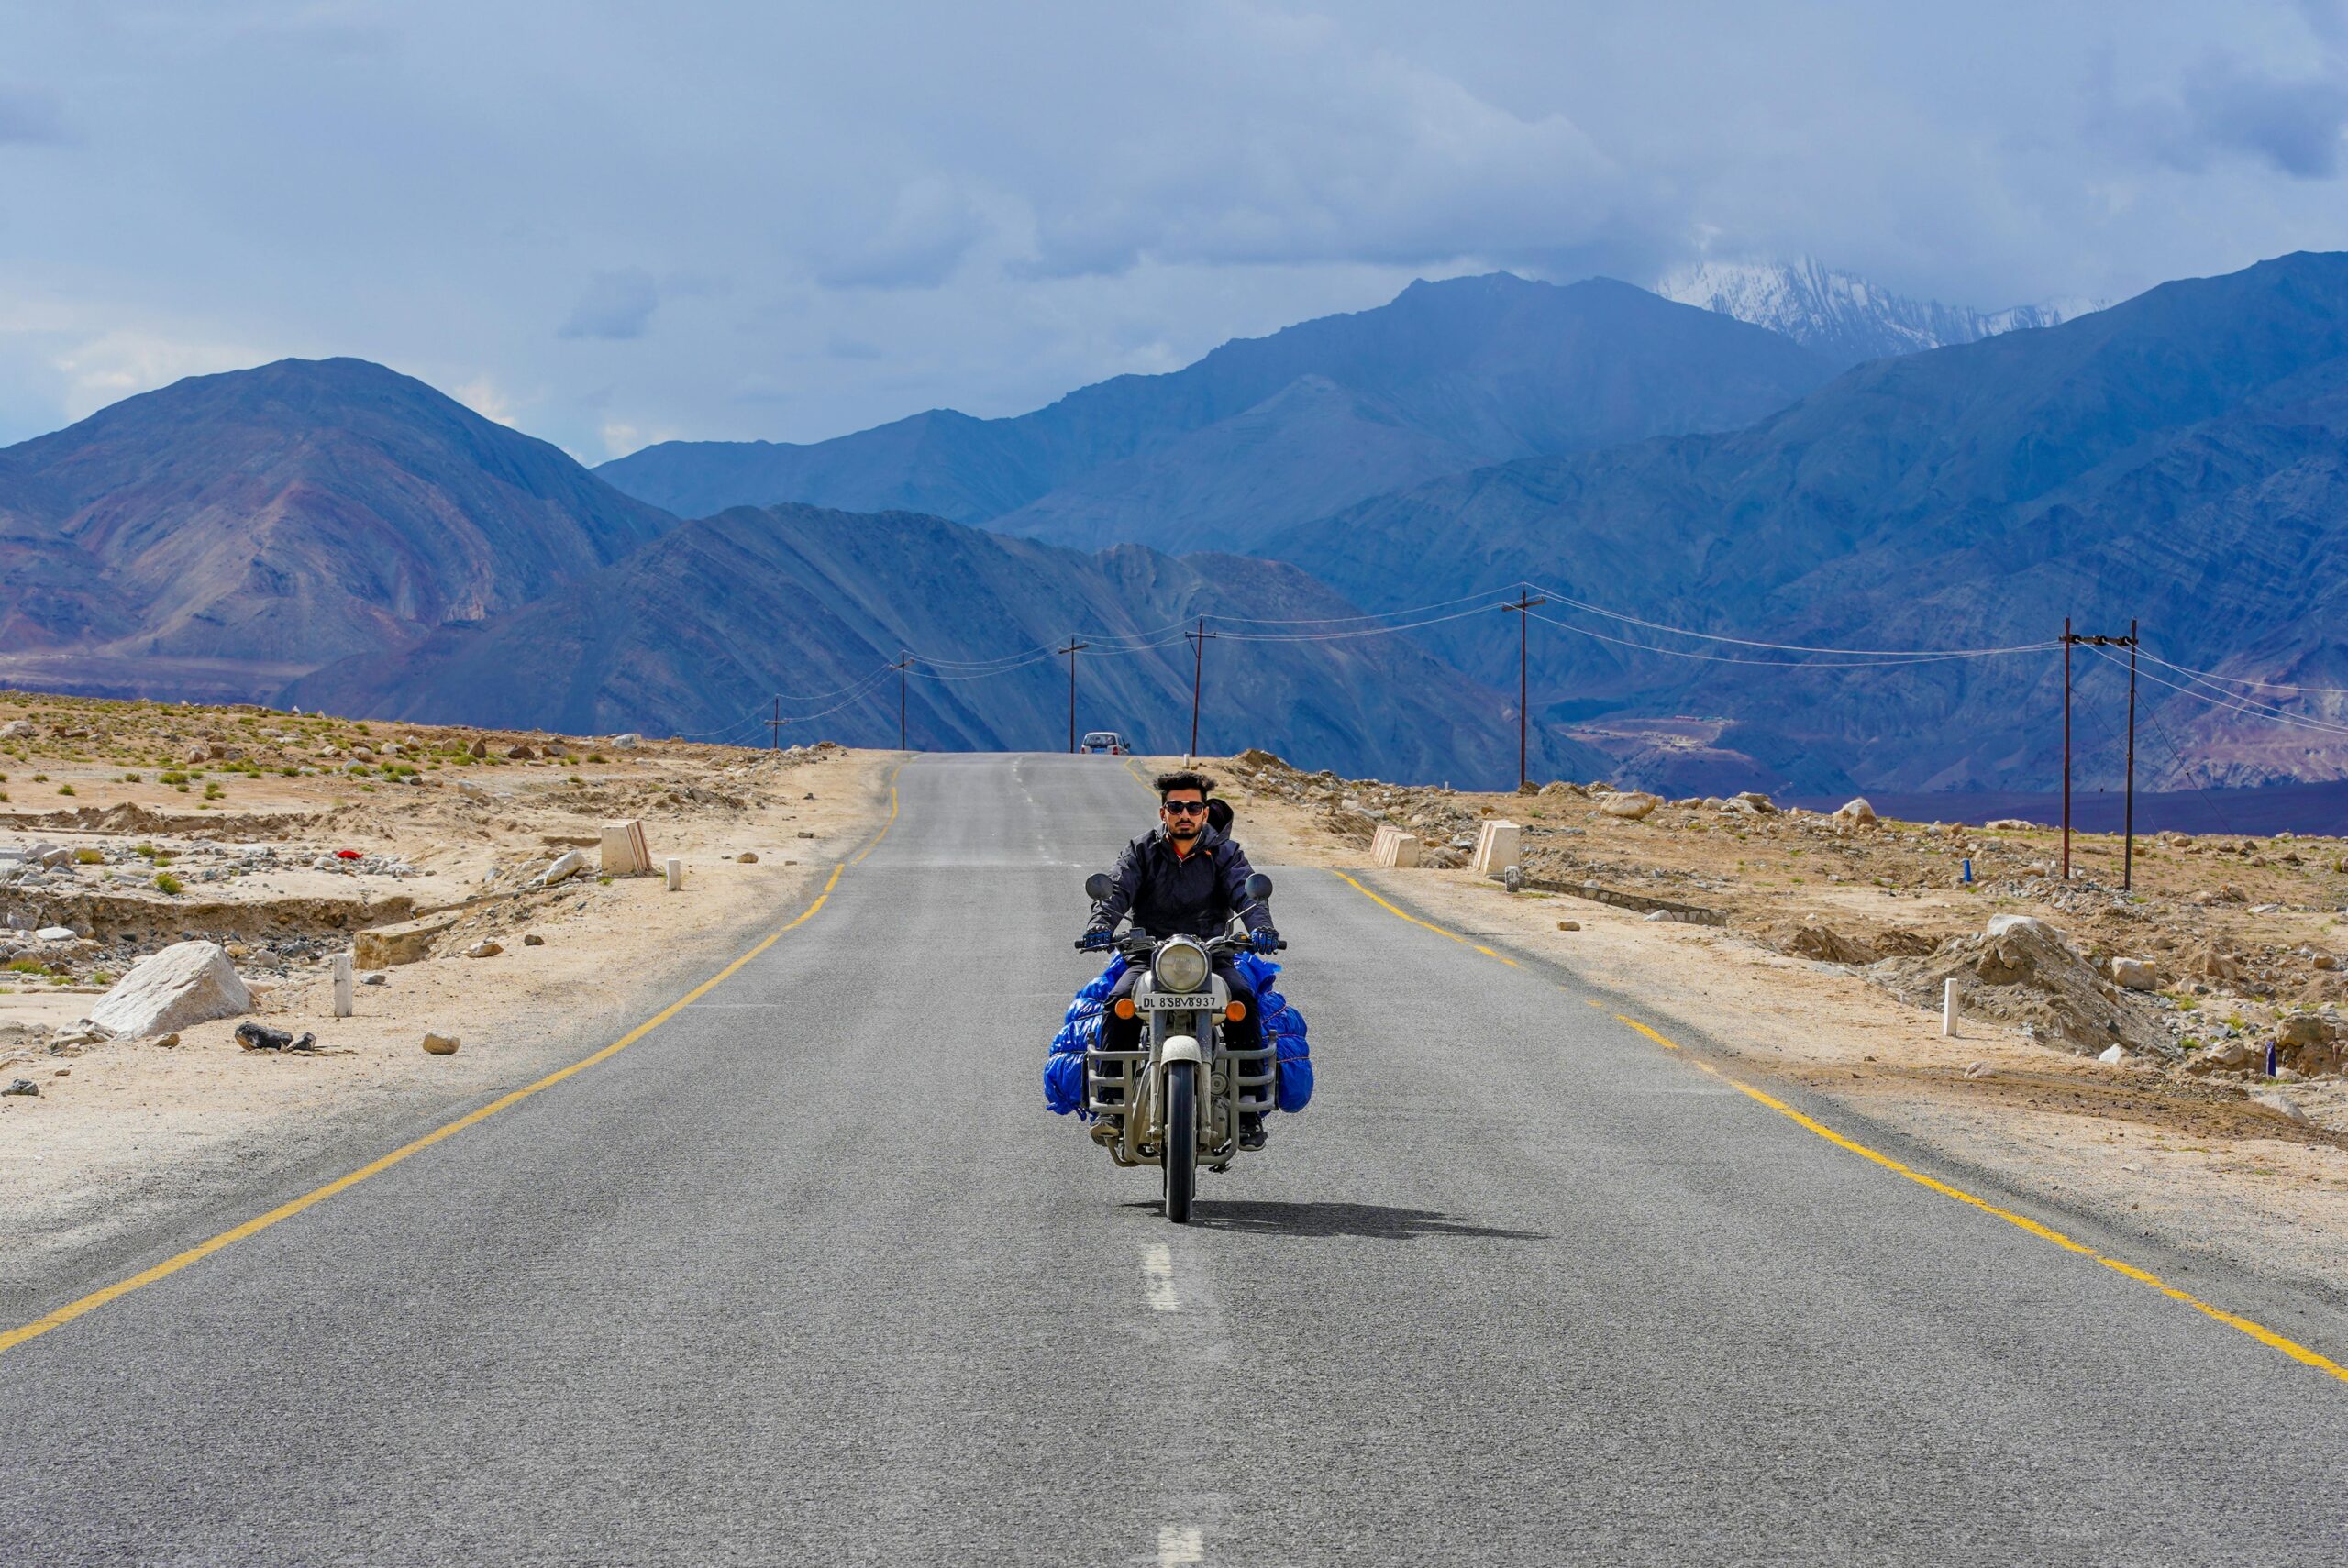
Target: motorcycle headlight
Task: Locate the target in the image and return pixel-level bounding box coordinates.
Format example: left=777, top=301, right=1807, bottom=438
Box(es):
left=1153, top=937, right=1210, bottom=994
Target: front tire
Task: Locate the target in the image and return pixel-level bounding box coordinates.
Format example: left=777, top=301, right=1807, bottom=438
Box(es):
left=1162, top=1061, right=1197, bottom=1224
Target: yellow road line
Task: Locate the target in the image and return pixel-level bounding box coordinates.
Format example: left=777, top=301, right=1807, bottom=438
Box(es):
left=1330, top=869, right=1518, bottom=966
left=1613, top=1013, right=1679, bottom=1050
left=1, top=800, right=899, bottom=1361
left=1617, top=1016, right=2348, bottom=1386
left=849, top=778, right=902, bottom=865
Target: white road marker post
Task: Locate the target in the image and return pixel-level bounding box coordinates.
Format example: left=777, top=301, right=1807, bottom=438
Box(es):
left=332, top=952, right=353, bottom=1019
left=1943, top=977, right=1959, bottom=1038
left=665, top=857, right=683, bottom=892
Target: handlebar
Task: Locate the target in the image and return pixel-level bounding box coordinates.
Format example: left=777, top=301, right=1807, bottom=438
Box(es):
left=1073, top=928, right=1286, bottom=955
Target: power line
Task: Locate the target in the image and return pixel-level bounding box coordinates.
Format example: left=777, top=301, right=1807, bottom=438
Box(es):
left=1526, top=608, right=2057, bottom=668
left=2136, top=649, right=2348, bottom=697
left=1526, top=579, right=2061, bottom=657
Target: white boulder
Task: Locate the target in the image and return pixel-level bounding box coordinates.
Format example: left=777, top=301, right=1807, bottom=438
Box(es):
left=535, top=849, right=588, bottom=887
left=1600, top=792, right=1659, bottom=820
left=611, top=733, right=642, bottom=751
left=2110, top=957, right=2160, bottom=991
left=88, top=941, right=251, bottom=1040
left=1987, top=914, right=2058, bottom=941
left=1834, top=797, right=1877, bottom=825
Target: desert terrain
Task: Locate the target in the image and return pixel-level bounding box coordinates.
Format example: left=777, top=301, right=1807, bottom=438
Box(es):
left=0, top=690, right=895, bottom=1287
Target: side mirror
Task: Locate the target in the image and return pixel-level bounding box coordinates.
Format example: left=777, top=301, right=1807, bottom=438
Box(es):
left=1244, top=873, right=1273, bottom=902
left=1084, top=872, right=1113, bottom=901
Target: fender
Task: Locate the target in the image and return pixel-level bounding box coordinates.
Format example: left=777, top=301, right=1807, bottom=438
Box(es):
left=1160, top=1035, right=1204, bottom=1065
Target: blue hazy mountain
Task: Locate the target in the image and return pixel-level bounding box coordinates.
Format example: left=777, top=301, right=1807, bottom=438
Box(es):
left=0, top=358, right=674, bottom=704
left=593, top=273, right=1833, bottom=552
left=1271, top=252, right=2348, bottom=794
left=286, top=502, right=1608, bottom=786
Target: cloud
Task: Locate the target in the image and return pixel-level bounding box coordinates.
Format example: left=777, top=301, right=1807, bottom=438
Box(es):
left=0, top=84, right=68, bottom=146
left=1016, top=6, right=1665, bottom=281
left=2176, top=54, right=2348, bottom=177
left=812, top=179, right=1004, bottom=290
left=558, top=268, right=660, bottom=340
left=452, top=375, right=517, bottom=426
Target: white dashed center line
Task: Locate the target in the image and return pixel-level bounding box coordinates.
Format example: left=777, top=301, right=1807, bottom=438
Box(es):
left=1157, top=1524, right=1204, bottom=1564
left=1142, top=1242, right=1180, bottom=1313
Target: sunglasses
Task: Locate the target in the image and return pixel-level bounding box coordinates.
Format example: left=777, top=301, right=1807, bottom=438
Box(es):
left=1160, top=799, right=1210, bottom=815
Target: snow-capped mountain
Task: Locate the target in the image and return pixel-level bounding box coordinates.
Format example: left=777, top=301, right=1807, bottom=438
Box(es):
left=1654, top=258, right=2106, bottom=368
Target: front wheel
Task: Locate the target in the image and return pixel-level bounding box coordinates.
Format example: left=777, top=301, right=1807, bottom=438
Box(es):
left=1161, top=1061, right=1197, bottom=1224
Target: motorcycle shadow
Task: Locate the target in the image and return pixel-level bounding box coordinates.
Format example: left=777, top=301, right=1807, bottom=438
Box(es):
left=1123, top=1199, right=1546, bottom=1242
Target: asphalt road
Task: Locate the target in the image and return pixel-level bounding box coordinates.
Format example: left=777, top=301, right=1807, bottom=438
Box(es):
left=6, top=752, right=2347, bottom=1565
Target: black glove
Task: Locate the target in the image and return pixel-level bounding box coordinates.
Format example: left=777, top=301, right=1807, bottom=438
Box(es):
left=1079, top=926, right=1116, bottom=952
left=1248, top=926, right=1281, bottom=954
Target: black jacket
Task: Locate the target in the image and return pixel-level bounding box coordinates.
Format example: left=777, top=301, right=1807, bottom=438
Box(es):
left=1093, top=824, right=1270, bottom=940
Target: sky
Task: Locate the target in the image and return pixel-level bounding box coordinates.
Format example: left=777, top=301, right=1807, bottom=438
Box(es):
left=2, top=0, right=2346, bottom=459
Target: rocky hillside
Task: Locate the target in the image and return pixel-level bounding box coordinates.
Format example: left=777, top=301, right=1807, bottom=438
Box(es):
left=0, top=359, right=676, bottom=704
left=286, top=502, right=1608, bottom=786
left=595, top=273, right=1833, bottom=553
left=1276, top=252, right=2348, bottom=797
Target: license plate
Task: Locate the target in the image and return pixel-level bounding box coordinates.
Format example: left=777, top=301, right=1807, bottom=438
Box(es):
left=1135, top=992, right=1212, bottom=1011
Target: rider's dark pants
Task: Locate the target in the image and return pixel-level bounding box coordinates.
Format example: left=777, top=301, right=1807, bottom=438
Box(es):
left=1098, top=958, right=1263, bottom=1063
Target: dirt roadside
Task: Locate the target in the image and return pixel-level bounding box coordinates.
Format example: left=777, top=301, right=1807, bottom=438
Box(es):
left=1169, top=753, right=2348, bottom=1301
left=0, top=692, right=897, bottom=1293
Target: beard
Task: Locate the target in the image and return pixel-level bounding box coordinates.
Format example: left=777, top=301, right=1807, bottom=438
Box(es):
left=1168, top=818, right=1202, bottom=843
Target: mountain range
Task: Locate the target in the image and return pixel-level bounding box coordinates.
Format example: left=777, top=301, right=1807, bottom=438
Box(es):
left=286, top=502, right=1600, bottom=783
left=5, top=252, right=2344, bottom=796
left=594, top=273, right=1833, bottom=555
left=1273, top=251, right=2348, bottom=793
left=1653, top=258, right=2105, bottom=369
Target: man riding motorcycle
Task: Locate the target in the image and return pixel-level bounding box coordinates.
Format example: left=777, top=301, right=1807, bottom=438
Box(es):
left=1081, top=770, right=1281, bottom=1146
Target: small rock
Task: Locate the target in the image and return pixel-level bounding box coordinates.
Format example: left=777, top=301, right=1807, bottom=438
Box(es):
left=236, top=1021, right=316, bottom=1053
left=1556, top=920, right=1580, bottom=932
left=421, top=1032, right=460, bottom=1055
left=610, top=733, right=642, bottom=750
left=2110, top=957, right=2160, bottom=991
left=536, top=849, right=588, bottom=887
left=362, top=971, right=388, bottom=986
left=2097, top=1044, right=2127, bottom=1065
left=1986, top=914, right=2058, bottom=941
left=153, top=1032, right=180, bottom=1048
left=34, top=925, right=77, bottom=942
left=797, top=831, right=816, bottom=840
left=1963, top=1061, right=1995, bottom=1079
left=523, top=933, right=545, bottom=946
left=2251, top=1089, right=2308, bottom=1123
left=465, top=940, right=504, bottom=959
left=1642, top=910, right=1671, bottom=922
left=1600, top=793, right=1659, bottom=821
left=737, top=851, right=759, bottom=864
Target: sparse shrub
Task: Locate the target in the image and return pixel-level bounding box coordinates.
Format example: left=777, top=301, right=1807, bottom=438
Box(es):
left=30, top=772, right=46, bottom=782
left=56, top=784, right=74, bottom=796
left=203, top=782, right=224, bottom=799
left=154, top=872, right=183, bottom=895
left=121, top=772, right=141, bottom=783
left=74, top=848, right=101, bottom=865
left=587, top=753, right=607, bottom=764
left=160, top=770, right=188, bottom=785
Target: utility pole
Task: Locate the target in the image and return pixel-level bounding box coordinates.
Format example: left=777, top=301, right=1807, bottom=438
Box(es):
left=1499, top=590, right=1548, bottom=791
left=891, top=651, right=912, bottom=752
left=2125, top=619, right=2138, bottom=891
left=2059, top=622, right=2143, bottom=886
left=767, top=695, right=784, bottom=754
left=1058, top=636, right=1090, bottom=753
left=1186, top=616, right=1218, bottom=762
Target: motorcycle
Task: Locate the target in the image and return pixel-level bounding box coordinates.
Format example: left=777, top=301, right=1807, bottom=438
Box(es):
left=1073, top=870, right=1283, bottom=1224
